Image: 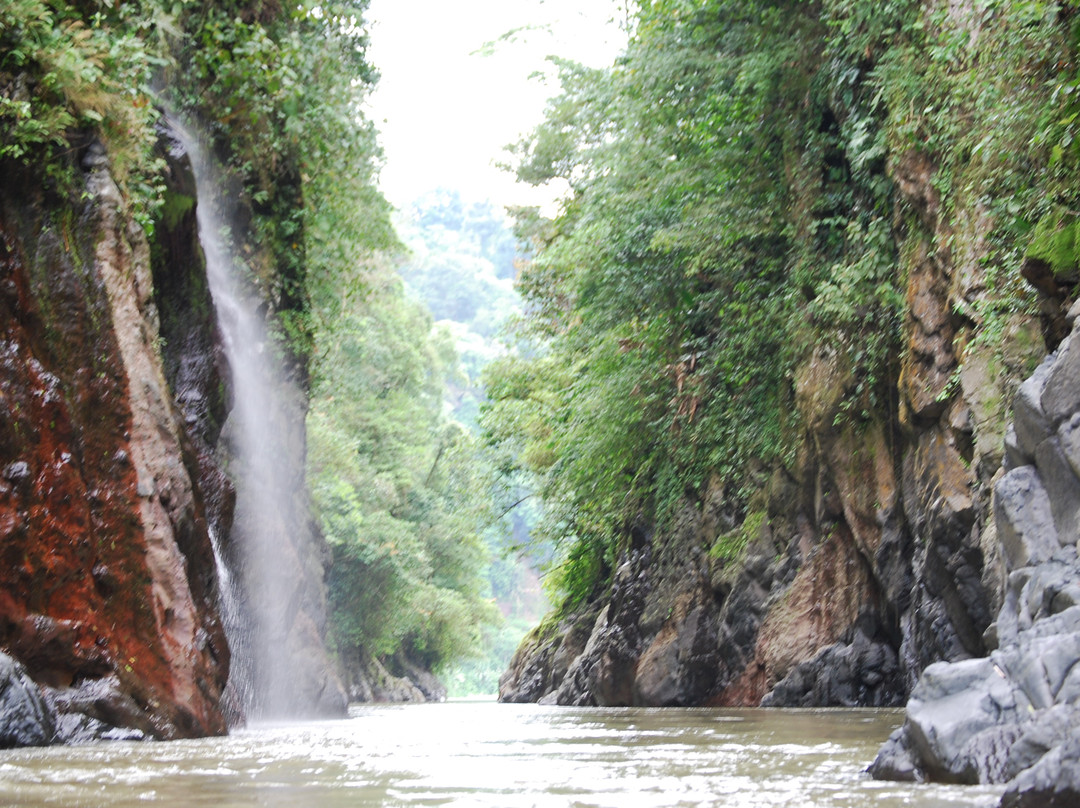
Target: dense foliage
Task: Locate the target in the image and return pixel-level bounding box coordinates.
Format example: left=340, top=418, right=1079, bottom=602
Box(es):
left=309, top=284, right=499, bottom=670
left=483, top=0, right=1080, bottom=613
left=390, top=192, right=549, bottom=694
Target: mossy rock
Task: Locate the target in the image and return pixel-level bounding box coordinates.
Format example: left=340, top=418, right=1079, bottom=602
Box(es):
left=710, top=510, right=766, bottom=562
left=157, top=188, right=195, bottom=233
left=1025, top=207, right=1080, bottom=285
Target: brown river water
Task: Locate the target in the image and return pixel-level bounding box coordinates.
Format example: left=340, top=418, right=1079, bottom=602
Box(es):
left=0, top=702, right=1003, bottom=807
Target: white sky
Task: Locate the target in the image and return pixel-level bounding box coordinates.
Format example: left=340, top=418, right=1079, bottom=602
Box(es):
left=364, top=0, right=627, bottom=210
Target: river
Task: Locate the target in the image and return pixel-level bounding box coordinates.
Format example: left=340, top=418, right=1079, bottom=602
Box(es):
left=0, top=703, right=1002, bottom=807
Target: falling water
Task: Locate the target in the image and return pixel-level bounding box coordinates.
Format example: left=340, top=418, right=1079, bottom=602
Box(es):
left=168, top=116, right=304, bottom=721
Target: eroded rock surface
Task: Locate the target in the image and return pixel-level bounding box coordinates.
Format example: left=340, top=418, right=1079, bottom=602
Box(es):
left=871, top=318, right=1080, bottom=807
left=0, top=146, right=228, bottom=740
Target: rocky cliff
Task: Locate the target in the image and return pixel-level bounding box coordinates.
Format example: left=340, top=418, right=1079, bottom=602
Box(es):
left=869, top=301, right=1080, bottom=806
left=0, top=142, right=229, bottom=741
left=501, top=173, right=1043, bottom=715
left=499, top=23, right=1054, bottom=709
left=0, top=123, right=345, bottom=742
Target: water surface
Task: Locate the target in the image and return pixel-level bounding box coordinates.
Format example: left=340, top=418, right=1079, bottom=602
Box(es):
left=0, top=702, right=1003, bottom=807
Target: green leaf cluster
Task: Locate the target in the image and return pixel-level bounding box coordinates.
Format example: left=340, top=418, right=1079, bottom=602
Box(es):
left=0, top=0, right=168, bottom=218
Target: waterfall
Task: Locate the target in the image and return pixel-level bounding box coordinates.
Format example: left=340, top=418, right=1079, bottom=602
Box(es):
left=167, top=116, right=307, bottom=721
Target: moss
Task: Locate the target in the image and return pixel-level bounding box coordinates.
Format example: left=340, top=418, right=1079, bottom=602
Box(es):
left=158, top=189, right=195, bottom=233
left=710, top=510, right=766, bottom=562
left=1026, top=207, right=1080, bottom=283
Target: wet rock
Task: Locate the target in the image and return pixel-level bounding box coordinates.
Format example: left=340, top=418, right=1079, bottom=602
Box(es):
left=904, top=656, right=1026, bottom=783
left=1, top=461, right=30, bottom=486
left=1058, top=412, right=1080, bottom=485
left=871, top=549, right=1080, bottom=798
left=1, top=134, right=228, bottom=739
left=47, top=676, right=157, bottom=740
left=499, top=606, right=599, bottom=703
left=389, top=652, right=447, bottom=703
left=555, top=553, right=650, bottom=706
left=868, top=727, right=923, bottom=782
left=0, top=652, right=54, bottom=748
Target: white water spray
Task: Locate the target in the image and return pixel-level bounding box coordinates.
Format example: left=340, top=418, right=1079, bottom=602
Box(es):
left=169, top=116, right=307, bottom=720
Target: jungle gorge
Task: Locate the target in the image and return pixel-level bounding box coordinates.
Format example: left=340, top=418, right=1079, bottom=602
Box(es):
left=3, top=1, right=1080, bottom=806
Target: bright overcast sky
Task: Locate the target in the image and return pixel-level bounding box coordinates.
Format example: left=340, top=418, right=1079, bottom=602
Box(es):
left=364, top=0, right=627, bottom=210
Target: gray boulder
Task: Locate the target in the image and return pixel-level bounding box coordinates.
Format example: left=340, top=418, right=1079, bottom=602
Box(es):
left=1042, top=334, right=1080, bottom=425
left=1001, top=735, right=1080, bottom=808
left=870, top=549, right=1080, bottom=805
left=0, top=652, right=54, bottom=748
left=1013, top=356, right=1056, bottom=461
left=995, top=467, right=1060, bottom=570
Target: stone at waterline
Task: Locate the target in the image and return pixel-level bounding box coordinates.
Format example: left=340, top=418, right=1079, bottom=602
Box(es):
left=869, top=548, right=1080, bottom=801
left=0, top=652, right=54, bottom=748
left=1001, top=735, right=1080, bottom=808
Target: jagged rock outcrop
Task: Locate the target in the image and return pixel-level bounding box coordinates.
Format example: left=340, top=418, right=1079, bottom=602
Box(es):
left=0, top=652, right=55, bottom=748
left=871, top=313, right=1080, bottom=807
left=343, top=648, right=427, bottom=704
left=0, top=144, right=229, bottom=740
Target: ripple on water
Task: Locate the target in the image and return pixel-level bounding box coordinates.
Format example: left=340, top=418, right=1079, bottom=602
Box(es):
left=0, top=704, right=1003, bottom=808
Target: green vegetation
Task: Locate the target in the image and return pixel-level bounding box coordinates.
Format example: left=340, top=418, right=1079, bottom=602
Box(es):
left=307, top=254, right=501, bottom=673
left=482, top=0, right=1080, bottom=616
left=391, top=191, right=549, bottom=695
left=0, top=0, right=166, bottom=217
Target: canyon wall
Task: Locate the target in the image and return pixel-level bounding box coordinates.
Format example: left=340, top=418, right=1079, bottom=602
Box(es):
left=500, top=87, right=1053, bottom=713
left=869, top=304, right=1080, bottom=806
left=0, top=142, right=229, bottom=740
left=501, top=179, right=1047, bottom=711
left=0, top=127, right=344, bottom=742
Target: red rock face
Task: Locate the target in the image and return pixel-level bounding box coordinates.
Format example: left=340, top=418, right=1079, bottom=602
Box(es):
left=0, top=160, right=228, bottom=739
left=715, top=527, right=878, bottom=706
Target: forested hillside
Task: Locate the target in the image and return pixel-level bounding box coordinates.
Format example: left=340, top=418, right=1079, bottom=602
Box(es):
left=491, top=0, right=1077, bottom=710
left=389, top=190, right=549, bottom=695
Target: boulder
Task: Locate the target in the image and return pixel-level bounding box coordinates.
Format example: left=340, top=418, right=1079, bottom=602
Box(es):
left=870, top=549, right=1080, bottom=801
left=1001, top=734, right=1080, bottom=808
left=995, top=467, right=1060, bottom=570
left=1013, top=357, right=1055, bottom=461
left=1042, top=334, right=1080, bottom=425
left=1034, top=438, right=1080, bottom=545
left=0, top=652, right=54, bottom=748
